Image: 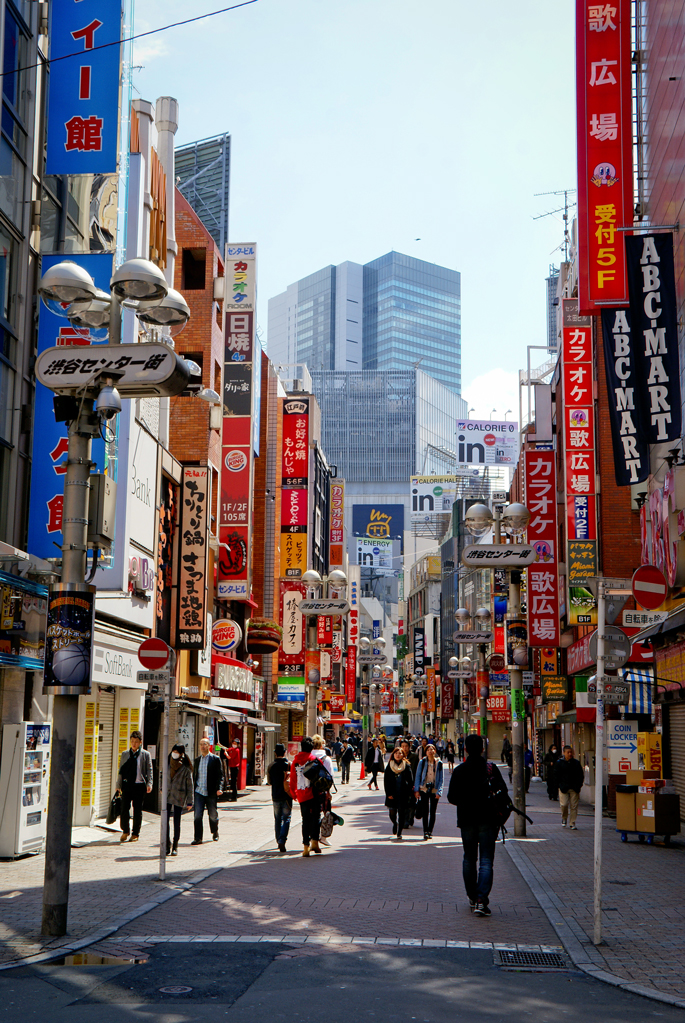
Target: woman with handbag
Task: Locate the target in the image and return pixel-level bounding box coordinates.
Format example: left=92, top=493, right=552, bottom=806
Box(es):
left=383, top=745, right=414, bottom=840
left=166, top=744, right=194, bottom=856
left=414, top=743, right=444, bottom=840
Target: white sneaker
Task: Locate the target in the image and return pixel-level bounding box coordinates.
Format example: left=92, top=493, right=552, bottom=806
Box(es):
left=561, top=821, right=567, bottom=827
left=319, top=836, right=331, bottom=846
left=569, top=824, right=577, bottom=830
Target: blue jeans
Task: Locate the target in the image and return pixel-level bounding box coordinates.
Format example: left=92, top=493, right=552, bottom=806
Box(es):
left=194, top=792, right=218, bottom=841
left=460, top=824, right=498, bottom=906
left=273, top=799, right=292, bottom=846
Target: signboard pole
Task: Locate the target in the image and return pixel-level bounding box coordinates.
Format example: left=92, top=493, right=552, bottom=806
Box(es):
left=509, top=569, right=526, bottom=837
left=158, top=665, right=172, bottom=881
left=593, top=580, right=606, bottom=946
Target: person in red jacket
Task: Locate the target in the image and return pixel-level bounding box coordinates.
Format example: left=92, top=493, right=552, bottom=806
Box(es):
left=290, top=736, right=322, bottom=856
left=227, top=739, right=241, bottom=801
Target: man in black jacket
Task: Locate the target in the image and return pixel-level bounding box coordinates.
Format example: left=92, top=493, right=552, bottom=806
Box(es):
left=116, top=731, right=153, bottom=843
left=555, top=745, right=584, bottom=829
left=364, top=739, right=384, bottom=789
left=192, top=738, right=223, bottom=844
left=447, top=733, right=508, bottom=917
left=340, top=740, right=356, bottom=784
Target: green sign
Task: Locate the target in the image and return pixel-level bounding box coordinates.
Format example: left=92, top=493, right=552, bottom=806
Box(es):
left=511, top=689, right=525, bottom=719
left=541, top=676, right=569, bottom=703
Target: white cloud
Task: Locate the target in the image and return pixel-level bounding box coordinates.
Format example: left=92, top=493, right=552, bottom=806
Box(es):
left=462, top=369, right=520, bottom=427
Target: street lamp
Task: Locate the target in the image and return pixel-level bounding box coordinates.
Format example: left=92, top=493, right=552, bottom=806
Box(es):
left=37, top=256, right=189, bottom=938
left=300, top=569, right=348, bottom=736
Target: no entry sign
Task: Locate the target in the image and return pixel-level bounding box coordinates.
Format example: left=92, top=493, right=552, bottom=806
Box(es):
left=138, top=637, right=170, bottom=670
left=632, top=565, right=668, bottom=611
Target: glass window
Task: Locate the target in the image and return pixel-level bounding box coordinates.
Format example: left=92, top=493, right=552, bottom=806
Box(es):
left=3, top=11, right=28, bottom=123
left=0, top=134, right=23, bottom=228
left=0, top=361, right=14, bottom=444
left=40, top=190, right=59, bottom=252
left=1, top=106, right=26, bottom=158
left=0, top=225, right=17, bottom=327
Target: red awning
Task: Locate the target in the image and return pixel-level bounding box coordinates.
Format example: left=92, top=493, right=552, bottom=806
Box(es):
left=327, top=717, right=352, bottom=724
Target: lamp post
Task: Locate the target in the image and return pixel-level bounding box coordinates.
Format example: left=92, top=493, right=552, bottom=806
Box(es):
left=359, top=635, right=371, bottom=760
left=37, top=258, right=190, bottom=937
left=301, top=569, right=348, bottom=738
left=454, top=607, right=492, bottom=742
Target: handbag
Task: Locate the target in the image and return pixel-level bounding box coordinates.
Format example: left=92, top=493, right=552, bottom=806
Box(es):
left=106, top=792, right=121, bottom=825
left=320, top=810, right=344, bottom=837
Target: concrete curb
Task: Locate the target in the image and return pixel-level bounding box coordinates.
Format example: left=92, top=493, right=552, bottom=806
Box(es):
left=0, top=777, right=364, bottom=973
left=505, top=839, right=685, bottom=1010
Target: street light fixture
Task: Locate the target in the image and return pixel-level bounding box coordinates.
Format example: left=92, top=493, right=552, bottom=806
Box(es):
left=38, top=260, right=98, bottom=312
left=110, top=257, right=169, bottom=302
left=464, top=503, right=494, bottom=537
left=501, top=503, right=531, bottom=536
left=137, top=288, right=191, bottom=327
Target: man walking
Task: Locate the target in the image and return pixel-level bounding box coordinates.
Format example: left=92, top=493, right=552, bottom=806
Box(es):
left=116, top=730, right=153, bottom=843
left=267, top=743, right=292, bottom=852
left=556, top=745, right=584, bottom=829
left=447, top=733, right=508, bottom=917
left=192, top=738, right=223, bottom=844
left=364, top=738, right=384, bottom=789
left=332, top=737, right=343, bottom=771
left=227, top=739, right=241, bottom=801
left=340, top=739, right=355, bottom=784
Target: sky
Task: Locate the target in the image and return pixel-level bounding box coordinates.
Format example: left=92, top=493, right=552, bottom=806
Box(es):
left=132, top=0, right=577, bottom=422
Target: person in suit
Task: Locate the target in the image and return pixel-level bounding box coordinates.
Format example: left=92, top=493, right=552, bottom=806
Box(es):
left=192, top=737, right=223, bottom=844
left=116, top=730, right=153, bottom=843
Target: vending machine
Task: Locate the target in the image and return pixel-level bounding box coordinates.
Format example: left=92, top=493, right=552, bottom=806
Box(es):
left=0, top=722, right=52, bottom=858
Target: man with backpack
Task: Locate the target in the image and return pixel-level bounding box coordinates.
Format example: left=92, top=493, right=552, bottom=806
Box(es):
left=447, top=732, right=509, bottom=917
left=290, top=736, right=332, bottom=855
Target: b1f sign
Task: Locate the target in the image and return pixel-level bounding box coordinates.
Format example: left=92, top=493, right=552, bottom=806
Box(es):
left=46, top=0, right=123, bottom=175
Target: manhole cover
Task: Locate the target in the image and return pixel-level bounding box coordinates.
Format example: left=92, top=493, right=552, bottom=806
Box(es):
left=159, top=985, right=193, bottom=994
left=495, top=950, right=570, bottom=970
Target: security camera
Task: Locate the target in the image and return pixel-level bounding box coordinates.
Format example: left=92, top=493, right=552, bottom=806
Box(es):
left=95, top=384, right=122, bottom=420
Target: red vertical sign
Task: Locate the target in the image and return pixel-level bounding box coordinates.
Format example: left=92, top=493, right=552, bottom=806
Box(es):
left=525, top=449, right=560, bottom=647
left=345, top=645, right=357, bottom=704
left=576, top=0, right=633, bottom=313
left=562, top=300, right=597, bottom=543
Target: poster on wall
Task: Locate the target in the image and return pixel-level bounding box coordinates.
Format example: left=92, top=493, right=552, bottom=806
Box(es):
left=280, top=397, right=309, bottom=578
left=43, top=585, right=96, bottom=691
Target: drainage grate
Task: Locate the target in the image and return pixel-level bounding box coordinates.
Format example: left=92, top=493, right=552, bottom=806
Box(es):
left=494, top=949, right=570, bottom=970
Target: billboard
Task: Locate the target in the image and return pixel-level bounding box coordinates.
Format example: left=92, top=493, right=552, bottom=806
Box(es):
left=329, top=479, right=345, bottom=567
left=176, top=465, right=209, bottom=649
left=356, top=537, right=394, bottom=575
left=525, top=449, right=560, bottom=648
left=352, top=504, right=404, bottom=548
left=410, top=473, right=479, bottom=521
left=280, top=397, right=310, bottom=577
left=454, top=420, right=518, bottom=465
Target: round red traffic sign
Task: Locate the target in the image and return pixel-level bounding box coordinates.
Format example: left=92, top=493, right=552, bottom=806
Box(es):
left=138, top=637, right=170, bottom=670
left=632, top=565, right=668, bottom=611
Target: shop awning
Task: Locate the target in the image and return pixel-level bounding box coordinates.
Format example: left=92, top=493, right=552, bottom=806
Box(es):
left=327, top=717, right=352, bottom=724
left=252, top=719, right=279, bottom=731
left=555, top=710, right=577, bottom=724
left=631, top=606, right=685, bottom=644
left=174, top=699, right=242, bottom=722
left=621, top=668, right=653, bottom=714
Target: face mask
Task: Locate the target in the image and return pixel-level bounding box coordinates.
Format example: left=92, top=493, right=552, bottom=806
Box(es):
left=171, top=752, right=181, bottom=760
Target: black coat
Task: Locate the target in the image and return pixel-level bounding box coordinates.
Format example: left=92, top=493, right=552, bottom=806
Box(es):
left=447, top=755, right=508, bottom=829
left=365, top=746, right=384, bottom=770
left=383, top=761, right=414, bottom=808
left=193, top=753, right=223, bottom=796
left=340, top=746, right=356, bottom=764
left=555, top=755, right=584, bottom=794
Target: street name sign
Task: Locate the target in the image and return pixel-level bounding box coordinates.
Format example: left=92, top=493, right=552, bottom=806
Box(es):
left=461, top=545, right=537, bottom=567
left=453, top=630, right=494, bottom=643
left=36, top=343, right=191, bottom=397
left=358, top=654, right=387, bottom=665
left=299, top=599, right=350, bottom=614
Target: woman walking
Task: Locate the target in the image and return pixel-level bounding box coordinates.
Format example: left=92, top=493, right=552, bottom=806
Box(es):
left=290, top=736, right=323, bottom=856
left=414, top=743, right=444, bottom=840
left=384, top=746, right=414, bottom=840
left=166, top=744, right=194, bottom=856
left=446, top=740, right=455, bottom=771
left=543, top=744, right=559, bottom=800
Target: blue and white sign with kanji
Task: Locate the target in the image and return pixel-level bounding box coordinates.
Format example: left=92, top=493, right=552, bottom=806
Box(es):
left=46, top=0, right=123, bottom=175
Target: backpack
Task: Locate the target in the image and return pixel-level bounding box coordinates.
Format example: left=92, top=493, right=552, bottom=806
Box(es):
left=302, top=757, right=334, bottom=794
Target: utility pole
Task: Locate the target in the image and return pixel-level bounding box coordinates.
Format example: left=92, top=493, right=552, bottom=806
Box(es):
left=593, top=579, right=606, bottom=945
left=509, top=568, right=526, bottom=837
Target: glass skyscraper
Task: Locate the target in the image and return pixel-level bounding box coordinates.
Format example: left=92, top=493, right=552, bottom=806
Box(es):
left=268, top=251, right=460, bottom=393
left=363, top=252, right=461, bottom=394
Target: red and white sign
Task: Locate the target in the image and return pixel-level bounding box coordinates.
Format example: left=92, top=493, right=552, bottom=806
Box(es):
left=330, top=692, right=345, bottom=714
left=329, top=480, right=345, bottom=567
left=317, top=615, right=333, bottom=647
left=562, top=299, right=597, bottom=542
left=345, top=645, right=357, bottom=704
left=441, top=681, right=455, bottom=720
left=138, top=637, right=170, bottom=670
left=576, top=0, right=633, bottom=313
left=487, top=692, right=510, bottom=723
left=525, top=449, right=560, bottom=647
left=489, top=653, right=505, bottom=673
left=212, top=619, right=242, bottom=654
left=632, top=565, right=668, bottom=611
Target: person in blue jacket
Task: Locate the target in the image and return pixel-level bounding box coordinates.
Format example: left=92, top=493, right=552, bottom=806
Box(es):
left=414, top=743, right=444, bottom=839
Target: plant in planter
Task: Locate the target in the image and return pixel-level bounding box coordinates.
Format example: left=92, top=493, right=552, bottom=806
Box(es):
left=246, top=618, right=283, bottom=654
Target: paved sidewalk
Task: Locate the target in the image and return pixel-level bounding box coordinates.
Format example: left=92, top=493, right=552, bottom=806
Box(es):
left=504, top=772, right=685, bottom=1006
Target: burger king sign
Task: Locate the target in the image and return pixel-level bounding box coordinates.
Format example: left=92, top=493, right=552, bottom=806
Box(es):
left=212, top=619, right=242, bottom=654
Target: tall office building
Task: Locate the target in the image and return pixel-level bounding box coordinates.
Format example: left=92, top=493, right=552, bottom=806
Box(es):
left=268, top=251, right=459, bottom=391
left=363, top=252, right=461, bottom=393
left=175, top=133, right=230, bottom=255
left=545, top=265, right=560, bottom=353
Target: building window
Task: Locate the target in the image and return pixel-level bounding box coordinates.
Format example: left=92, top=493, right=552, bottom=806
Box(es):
left=182, top=247, right=206, bottom=290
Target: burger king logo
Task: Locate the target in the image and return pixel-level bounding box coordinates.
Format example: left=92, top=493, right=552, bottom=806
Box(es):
left=212, top=619, right=242, bottom=653
left=225, top=449, right=248, bottom=472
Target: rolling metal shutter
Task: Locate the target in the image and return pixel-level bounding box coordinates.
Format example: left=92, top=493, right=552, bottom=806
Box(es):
left=668, top=703, right=685, bottom=821
left=96, top=691, right=115, bottom=818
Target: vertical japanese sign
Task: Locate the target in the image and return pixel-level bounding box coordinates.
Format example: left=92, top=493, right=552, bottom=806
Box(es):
left=601, top=306, right=650, bottom=485
left=626, top=233, right=682, bottom=444
left=176, top=465, right=209, bottom=649
left=525, top=449, right=560, bottom=648
left=219, top=245, right=257, bottom=601
left=562, top=298, right=598, bottom=623
left=278, top=582, right=306, bottom=700
left=280, top=397, right=310, bottom=578
left=441, top=681, right=455, bottom=720
left=28, top=255, right=111, bottom=561
left=413, top=626, right=425, bottom=676
left=576, top=0, right=633, bottom=313
left=329, top=480, right=345, bottom=567
left=426, top=666, right=436, bottom=714
left=345, top=644, right=357, bottom=704
left=47, top=0, right=122, bottom=175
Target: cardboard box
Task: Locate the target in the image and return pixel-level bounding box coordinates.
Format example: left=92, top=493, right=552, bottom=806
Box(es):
left=626, top=769, right=660, bottom=786
left=635, top=793, right=681, bottom=835
left=637, top=733, right=663, bottom=776
left=616, top=791, right=636, bottom=832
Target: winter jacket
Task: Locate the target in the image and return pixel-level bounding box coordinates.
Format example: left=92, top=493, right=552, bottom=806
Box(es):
left=555, top=755, right=584, bottom=794
left=414, top=757, right=444, bottom=796
left=447, top=755, right=508, bottom=829
left=383, top=760, right=414, bottom=807
left=167, top=761, right=194, bottom=808
left=290, top=751, right=318, bottom=803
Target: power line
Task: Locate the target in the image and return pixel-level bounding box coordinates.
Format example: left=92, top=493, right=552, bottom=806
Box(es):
left=0, top=0, right=259, bottom=79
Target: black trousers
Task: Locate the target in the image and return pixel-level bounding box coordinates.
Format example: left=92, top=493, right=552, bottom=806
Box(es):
left=300, top=799, right=321, bottom=845
left=229, top=766, right=239, bottom=800
left=341, top=761, right=351, bottom=783
left=166, top=804, right=184, bottom=846
left=420, top=792, right=439, bottom=834
left=120, top=782, right=146, bottom=836
left=369, top=765, right=382, bottom=786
